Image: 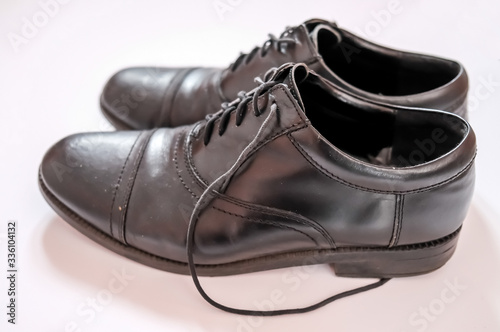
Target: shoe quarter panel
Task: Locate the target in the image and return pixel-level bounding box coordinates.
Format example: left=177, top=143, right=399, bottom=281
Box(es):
left=223, top=131, right=396, bottom=247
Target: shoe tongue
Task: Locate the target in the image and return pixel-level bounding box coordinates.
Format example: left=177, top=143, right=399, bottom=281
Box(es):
left=309, top=23, right=342, bottom=53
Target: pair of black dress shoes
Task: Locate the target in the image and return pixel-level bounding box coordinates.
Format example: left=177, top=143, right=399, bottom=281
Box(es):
left=39, top=19, right=476, bottom=316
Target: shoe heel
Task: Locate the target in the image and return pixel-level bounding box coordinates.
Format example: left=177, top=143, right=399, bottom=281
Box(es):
left=331, top=229, right=460, bottom=278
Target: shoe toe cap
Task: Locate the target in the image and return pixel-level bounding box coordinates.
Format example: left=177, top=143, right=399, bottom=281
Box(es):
left=100, top=67, right=177, bottom=130
left=40, top=131, right=144, bottom=237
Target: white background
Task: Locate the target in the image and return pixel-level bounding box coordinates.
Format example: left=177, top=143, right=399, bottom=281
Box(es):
left=1, top=0, right=500, bottom=331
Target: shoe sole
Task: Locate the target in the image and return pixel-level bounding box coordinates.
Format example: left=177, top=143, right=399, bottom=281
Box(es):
left=39, top=171, right=461, bottom=277
left=99, top=94, right=135, bottom=131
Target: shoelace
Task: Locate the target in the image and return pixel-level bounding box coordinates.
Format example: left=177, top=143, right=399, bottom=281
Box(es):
left=187, top=75, right=391, bottom=316
left=202, top=76, right=278, bottom=145
left=229, top=26, right=299, bottom=72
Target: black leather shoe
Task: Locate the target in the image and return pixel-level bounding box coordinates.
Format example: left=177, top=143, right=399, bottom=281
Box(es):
left=100, top=19, right=468, bottom=130
left=43, top=63, right=475, bottom=315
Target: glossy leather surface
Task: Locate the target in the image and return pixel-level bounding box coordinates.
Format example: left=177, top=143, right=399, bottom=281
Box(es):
left=101, top=19, right=468, bottom=129
left=44, top=64, right=476, bottom=265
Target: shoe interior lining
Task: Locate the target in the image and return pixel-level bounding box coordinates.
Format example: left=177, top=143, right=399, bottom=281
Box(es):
left=317, top=29, right=461, bottom=96
left=298, top=78, right=467, bottom=167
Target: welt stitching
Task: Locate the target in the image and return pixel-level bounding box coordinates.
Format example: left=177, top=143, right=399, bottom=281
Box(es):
left=288, top=133, right=476, bottom=194
left=119, top=129, right=157, bottom=244
left=212, top=206, right=318, bottom=245
left=216, top=193, right=336, bottom=248
left=108, top=132, right=143, bottom=237
left=174, top=130, right=198, bottom=199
